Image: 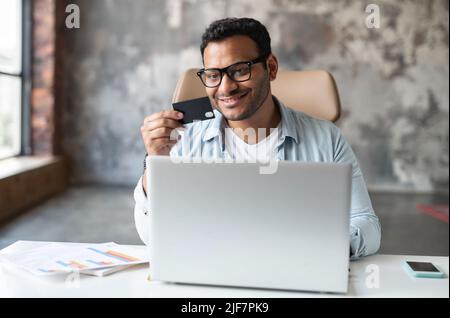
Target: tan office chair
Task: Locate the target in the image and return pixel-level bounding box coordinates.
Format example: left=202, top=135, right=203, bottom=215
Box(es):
left=172, top=69, right=341, bottom=122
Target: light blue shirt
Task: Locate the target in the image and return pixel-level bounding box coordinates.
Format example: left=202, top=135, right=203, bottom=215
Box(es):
left=134, top=96, right=381, bottom=260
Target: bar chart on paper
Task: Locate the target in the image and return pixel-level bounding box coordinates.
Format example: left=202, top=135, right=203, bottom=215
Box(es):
left=0, top=242, right=149, bottom=275
left=87, top=247, right=140, bottom=262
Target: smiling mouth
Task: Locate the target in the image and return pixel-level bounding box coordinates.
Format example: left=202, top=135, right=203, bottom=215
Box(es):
left=217, top=91, right=249, bottom=107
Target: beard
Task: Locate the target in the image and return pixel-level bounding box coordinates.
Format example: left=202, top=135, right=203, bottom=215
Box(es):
left=212, top=72, right=271, bottom=122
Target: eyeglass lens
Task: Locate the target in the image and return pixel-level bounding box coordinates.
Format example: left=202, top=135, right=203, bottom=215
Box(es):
left=201, top=62, right=251, bottom=87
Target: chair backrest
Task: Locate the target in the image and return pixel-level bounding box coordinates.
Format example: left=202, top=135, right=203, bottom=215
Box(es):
left=172, top=69, right=341, bottom=122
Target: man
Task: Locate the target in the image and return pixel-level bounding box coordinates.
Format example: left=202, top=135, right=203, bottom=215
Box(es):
left=134, top=17, right=381, bottom=260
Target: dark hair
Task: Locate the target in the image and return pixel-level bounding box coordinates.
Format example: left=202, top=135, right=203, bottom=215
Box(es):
left=200, top=17, right=272, bottom=60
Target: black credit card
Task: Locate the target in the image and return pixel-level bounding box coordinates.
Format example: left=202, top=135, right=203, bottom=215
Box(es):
left=172, top=96, right=215, bottom=124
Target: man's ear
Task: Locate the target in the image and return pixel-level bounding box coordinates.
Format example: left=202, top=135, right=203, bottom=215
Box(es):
left=267, top=54, right=278, bottom=81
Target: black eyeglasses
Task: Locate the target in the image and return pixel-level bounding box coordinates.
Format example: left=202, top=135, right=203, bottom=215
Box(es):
left=197, top=55, right=267, bottom=88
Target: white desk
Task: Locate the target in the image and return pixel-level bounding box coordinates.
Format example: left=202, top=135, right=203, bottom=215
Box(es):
left=0, top=241, right=448, bottom=298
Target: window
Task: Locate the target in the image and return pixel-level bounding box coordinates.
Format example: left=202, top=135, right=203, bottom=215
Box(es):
left=0, top=0, right=24, bottom=159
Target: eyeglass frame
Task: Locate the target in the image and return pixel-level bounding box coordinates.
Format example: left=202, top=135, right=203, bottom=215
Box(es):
left=196, top=55, right=268, bottom=88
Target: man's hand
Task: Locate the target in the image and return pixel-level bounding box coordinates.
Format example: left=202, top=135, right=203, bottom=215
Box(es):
left=140, top=110, right=184, bottom=195
left=140, top=110, right=184, bottom=156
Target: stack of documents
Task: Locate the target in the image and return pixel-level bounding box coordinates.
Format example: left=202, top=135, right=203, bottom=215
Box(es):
left=0, top=242, right=149, bottom=277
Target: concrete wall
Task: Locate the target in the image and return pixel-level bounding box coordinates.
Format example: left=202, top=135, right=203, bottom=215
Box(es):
left=58, top=0, right=449, bottom=193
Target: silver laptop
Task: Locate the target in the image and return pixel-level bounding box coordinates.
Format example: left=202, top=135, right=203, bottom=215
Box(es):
left=147, top=155, right=351, bottom=293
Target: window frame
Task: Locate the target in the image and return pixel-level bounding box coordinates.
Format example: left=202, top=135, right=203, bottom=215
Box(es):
left=21, top=0, right=32, bottom=156
left=0, top=0, right=31, bottom=159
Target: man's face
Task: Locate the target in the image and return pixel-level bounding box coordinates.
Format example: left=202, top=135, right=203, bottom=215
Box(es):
left=202, top=35, right=271, bottom=121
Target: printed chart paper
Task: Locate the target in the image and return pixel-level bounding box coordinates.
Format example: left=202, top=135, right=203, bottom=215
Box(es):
left=0, top=242, right=148, bottom=276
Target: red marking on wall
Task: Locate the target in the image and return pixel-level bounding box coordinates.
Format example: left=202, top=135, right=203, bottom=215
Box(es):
left=416, top=204, right=449, bottom=224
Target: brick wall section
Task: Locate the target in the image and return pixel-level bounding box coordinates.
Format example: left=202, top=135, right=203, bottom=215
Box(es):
left=54, top=0, right=68, bottom=156
left=31, top=0, right=56, bottom=155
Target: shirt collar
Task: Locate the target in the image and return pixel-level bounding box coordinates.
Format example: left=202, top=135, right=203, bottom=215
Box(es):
left=275, top=96, right=300, bottom=144
left=202, top=95, right=300, bottom=144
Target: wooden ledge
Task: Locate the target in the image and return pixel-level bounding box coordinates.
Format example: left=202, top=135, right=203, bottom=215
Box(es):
left=0, top=156, right=68, bottom=224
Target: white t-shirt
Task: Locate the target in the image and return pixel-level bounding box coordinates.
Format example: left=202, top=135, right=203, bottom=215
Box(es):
left=224, top=123, right=281, bottom=163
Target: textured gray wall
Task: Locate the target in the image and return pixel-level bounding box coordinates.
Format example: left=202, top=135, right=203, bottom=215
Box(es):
left=60, top=0, right=449, bottom=193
